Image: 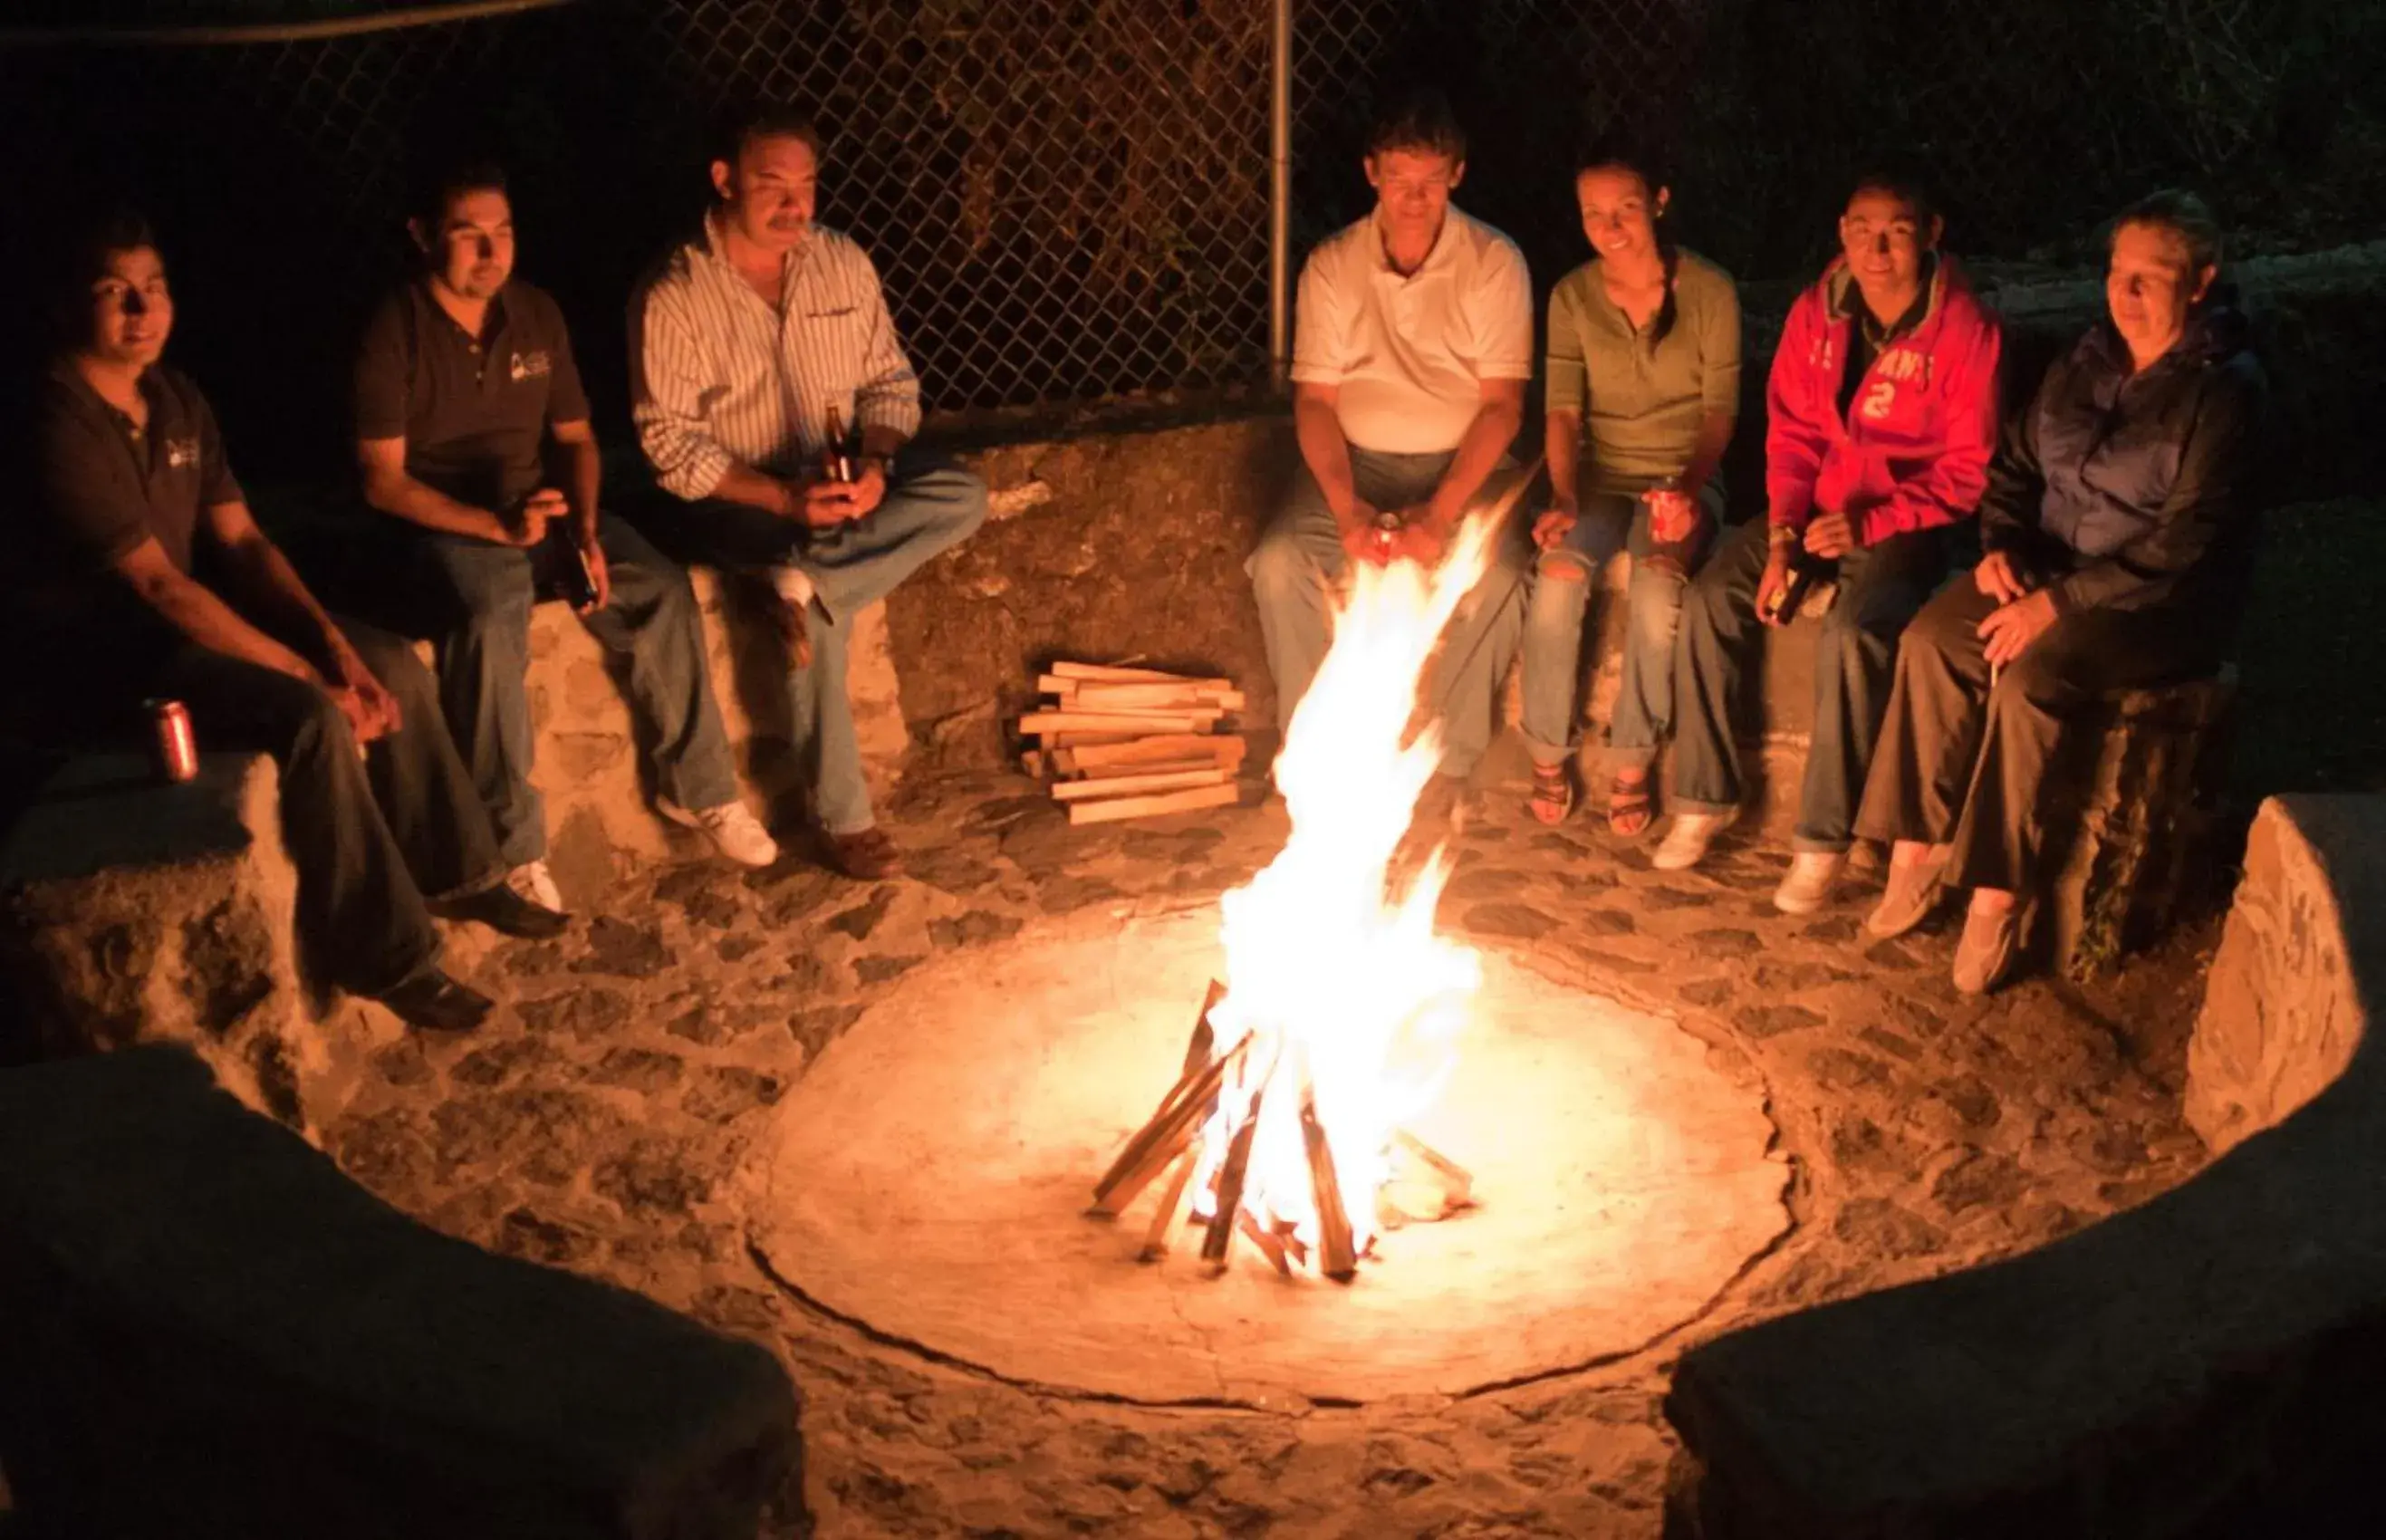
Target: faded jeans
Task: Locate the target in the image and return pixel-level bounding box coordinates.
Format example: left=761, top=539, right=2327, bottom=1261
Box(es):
left=644, top=456, right=987, bottom=834
left=1246, top=447, right=1529, bottom=776
left=407, top=515, right=738, bottom=868
left=1518, top=486, right=1721, bottom=771
left=1669, top=517, right=1947, bottom=853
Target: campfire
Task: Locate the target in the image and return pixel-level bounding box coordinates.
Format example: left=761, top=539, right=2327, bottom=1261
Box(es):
left=1090, top=497, right=1528, bottom=1281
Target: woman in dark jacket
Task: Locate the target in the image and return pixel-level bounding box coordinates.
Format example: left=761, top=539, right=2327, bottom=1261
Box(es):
left=1853, top=190, right=2266, bottom=993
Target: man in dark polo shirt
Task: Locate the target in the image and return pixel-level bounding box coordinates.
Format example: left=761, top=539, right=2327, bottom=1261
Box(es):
left=21, top=211, right=565, bottom=1033
left=354, top=161, right=774, bottom=913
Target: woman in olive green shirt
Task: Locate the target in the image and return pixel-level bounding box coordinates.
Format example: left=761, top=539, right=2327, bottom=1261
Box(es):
left=1522, top=142, right=1740, bottom=833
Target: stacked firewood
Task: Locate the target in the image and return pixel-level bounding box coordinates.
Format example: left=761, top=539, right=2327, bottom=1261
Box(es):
left=1018, top=661, right=1248, bottom=824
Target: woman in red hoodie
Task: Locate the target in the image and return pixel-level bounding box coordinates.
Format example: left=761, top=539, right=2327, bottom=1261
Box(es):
left=1650, top=170, right=2003, bottom=918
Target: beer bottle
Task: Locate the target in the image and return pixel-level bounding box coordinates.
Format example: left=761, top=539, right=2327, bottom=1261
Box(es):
left=821, top=404, right=855, bottom=485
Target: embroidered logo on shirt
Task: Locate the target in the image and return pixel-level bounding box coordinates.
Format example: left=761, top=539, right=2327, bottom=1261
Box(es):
left=164, top=436, right=202, bottom=469
left=508, top=350, right=553, bottom=382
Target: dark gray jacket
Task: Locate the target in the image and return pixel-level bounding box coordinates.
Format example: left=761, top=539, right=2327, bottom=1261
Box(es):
left=1981, top=300, right=2266, bottom=619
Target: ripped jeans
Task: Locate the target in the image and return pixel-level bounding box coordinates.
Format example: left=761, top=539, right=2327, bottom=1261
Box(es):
left=1517, top=486, right=1717, bottom=772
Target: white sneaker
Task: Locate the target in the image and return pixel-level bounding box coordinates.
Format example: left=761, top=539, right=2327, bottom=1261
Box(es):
left=1650, top=811, right=1731, bottom=871
left=659, top=796, right=780, bottom=868
left=1773, top=852, right=1845, bottom=915
left=505, top=858, right=566, bottom=915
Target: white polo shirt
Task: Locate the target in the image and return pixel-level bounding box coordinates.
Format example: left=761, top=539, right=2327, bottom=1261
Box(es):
left=1290, top=207, right=1534, bottom=455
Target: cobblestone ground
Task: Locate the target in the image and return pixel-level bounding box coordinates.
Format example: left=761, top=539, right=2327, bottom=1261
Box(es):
left=325, top=769, right=2217, bottom=1539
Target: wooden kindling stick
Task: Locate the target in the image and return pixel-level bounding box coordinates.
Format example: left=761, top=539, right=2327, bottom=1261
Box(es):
left=1199, top=1037, right=1280, bottom=1273
left=1088, top=984, right=1230, bottom=1217
left=1391, top=1127, right=1476, bottom=1208
left=1062, top=736, right=1245, bottom=773
left=1052, top=660, right=1228, bottom=688
left=1237, top=1208, right=1293, bottom=1276
left=1137, top=1139, right=1204, bottom=1262
left=1050, top=767, right=1231, bottom=801
left=1065, top=784, right=1238, bottom=825
left=1299, top=1070, right=1359, bottom=1283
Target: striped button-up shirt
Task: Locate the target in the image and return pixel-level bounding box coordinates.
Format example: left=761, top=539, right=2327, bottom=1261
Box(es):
left=632, top=214, right=922, bottom=501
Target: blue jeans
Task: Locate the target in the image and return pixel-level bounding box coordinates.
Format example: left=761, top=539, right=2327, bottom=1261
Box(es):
left=1246, top=447, right=1529, bottom=776
left=1669, top=517, right=1948, bottom=852
left=645, top=457, right=986, bottom=835
left=414, top=515, right=737, bottom=867
left=1518, top=486, right=1720, bottom=771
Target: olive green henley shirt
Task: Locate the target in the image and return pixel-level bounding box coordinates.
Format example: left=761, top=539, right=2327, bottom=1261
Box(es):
left=1544, top=247, right=1741, bottom=494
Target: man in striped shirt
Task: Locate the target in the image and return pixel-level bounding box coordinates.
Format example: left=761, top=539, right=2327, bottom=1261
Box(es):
left=631, top=106, right=986, bottom=880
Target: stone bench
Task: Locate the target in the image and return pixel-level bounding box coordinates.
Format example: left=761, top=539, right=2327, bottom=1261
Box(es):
left=0, top=1044, right=798, bottom=1538
left=469, top=569, right=909, bottom=908
left=1535, top=564, right=2236, bottom=975
left=0, top=752, right=328, bottom=1127
left=1661, top=794, right=2386, bottom=1537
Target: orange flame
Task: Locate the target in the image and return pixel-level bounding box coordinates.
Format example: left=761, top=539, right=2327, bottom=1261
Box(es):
left=1199, top=515, right=1495, bottom=1263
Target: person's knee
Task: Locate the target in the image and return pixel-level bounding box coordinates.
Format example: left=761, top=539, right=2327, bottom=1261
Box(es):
left=1626, top=576, right=1685, bottom=649
left=1681, top=566, right=1737, bottom=632
left=1991, top=646, right=2071, bottom=712
left=444, top=565, right=534, bottom=659
left=367, top=636, right=443, bottom=719
left=436, top=540, right=534, bottom=614
left=1248, top=527, right=1317, bottom=606
left=1535, top=546, right=1593, bottom=587
left=1817, top=602, right=1893, bottom=673
left=909, top=464, right=989, bottom=539
left=278, top=679, right=357, bottom=765
left=1525, top=559, right=1587, bottom=634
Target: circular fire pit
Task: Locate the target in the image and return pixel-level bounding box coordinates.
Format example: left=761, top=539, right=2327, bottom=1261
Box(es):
left=745, top=911, right=1789, bottom=1406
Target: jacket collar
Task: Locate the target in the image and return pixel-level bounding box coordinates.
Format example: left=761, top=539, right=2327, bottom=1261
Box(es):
left=2074, top=288, right=2250, bottom=382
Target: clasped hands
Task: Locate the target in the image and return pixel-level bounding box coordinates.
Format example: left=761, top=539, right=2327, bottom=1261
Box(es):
left=1339, top=499, right=1454, bottom=566
left=1973, top=549, right=2057, bottom=668
left=317, top=635, right=401, bottom=748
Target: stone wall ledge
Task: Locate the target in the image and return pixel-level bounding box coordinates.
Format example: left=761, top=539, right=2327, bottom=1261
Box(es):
left=1664, top=793, right=2386, bottom=1538
left=0, top=1045, right=798, bottom=1537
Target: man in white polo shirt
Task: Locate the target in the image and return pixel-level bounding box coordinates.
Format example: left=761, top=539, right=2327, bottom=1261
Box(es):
left=1249, top=89, right=1533, bottom=793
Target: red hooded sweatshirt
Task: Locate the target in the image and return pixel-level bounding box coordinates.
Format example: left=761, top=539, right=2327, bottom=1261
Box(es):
left=1765, top=254, right=2002, bottom=547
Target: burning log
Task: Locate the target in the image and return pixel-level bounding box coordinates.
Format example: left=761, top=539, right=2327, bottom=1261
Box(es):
left=1299, top=1084, right=1359, bottom=1282
left=1183, top=979, right=1223, bottom=1073
left=1090, top=984, right=1231, bottom=1218
left=1199, top=1075, right=1267, bottom=1273
left=1137, top=1141, right=1203, bottom=1262
left=1236, top=1208, right=1293, bottom=1276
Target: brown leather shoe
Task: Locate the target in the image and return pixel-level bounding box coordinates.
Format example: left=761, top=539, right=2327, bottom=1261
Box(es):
left=822, top=825, right=902, bottom=880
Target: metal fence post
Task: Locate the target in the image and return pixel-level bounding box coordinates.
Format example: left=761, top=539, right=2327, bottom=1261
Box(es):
left=1270, top=0, right=1293, bottom=388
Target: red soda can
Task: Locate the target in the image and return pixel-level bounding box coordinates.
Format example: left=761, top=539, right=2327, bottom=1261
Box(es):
left=145, top=698, right=198, bottom=783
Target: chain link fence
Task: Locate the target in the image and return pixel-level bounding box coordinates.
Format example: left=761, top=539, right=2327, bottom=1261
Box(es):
left=0, top=0, right=1279, bottom=473
left=2, top=0, right=2377, bottom=476
left=1297, top=0, right=2382, bottom=297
